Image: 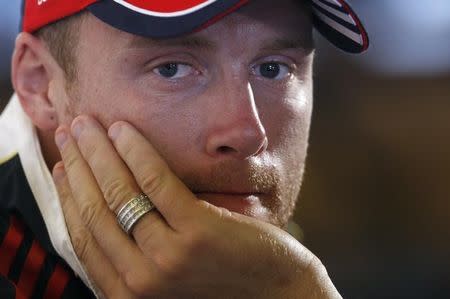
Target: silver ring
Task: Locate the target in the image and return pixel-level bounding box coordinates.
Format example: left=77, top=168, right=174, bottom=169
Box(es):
left=117, top=193, right=155, bottom=234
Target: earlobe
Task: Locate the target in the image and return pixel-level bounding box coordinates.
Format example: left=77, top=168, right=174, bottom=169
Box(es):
left=12, top=32, right=59, bottom=131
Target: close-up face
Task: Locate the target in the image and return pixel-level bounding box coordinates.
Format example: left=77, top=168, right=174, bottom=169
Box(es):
left=55, top=0, right=314, bottom=228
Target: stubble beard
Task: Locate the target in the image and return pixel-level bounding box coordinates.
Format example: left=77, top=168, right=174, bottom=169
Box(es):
left=179, top=158, right=305, bottom=229
left=64, top=85, right=306, bottom=229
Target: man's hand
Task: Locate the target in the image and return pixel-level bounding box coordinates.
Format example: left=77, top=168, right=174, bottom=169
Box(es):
left=53, top=115, right=340, bottom=299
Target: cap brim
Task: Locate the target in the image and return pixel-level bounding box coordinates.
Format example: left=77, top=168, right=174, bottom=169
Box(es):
left=311, top=0, right=369, bottom=53
left=88, top=0, right=369, bottom=53
left=88, top=0, right=249, bottom=39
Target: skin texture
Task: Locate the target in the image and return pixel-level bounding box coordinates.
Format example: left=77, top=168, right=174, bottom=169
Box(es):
left=11, top=0, right=341, bottom=297
left=15, top=0, right=314, bottom=228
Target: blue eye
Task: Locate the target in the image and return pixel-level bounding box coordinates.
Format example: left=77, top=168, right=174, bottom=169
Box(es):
left=255, top=62, right=290, bottom=80
left=154, top=63, right=194, bottom=79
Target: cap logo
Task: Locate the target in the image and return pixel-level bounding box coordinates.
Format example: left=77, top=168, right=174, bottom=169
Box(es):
left=37, top=0, right=48, bottom=5
left=113, top=0, right=219, bottom=17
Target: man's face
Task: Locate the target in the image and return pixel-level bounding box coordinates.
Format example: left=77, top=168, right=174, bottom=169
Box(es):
left=58, top=0, right=314, bottom=228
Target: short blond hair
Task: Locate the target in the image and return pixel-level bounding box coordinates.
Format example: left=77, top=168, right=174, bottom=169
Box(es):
left=35, top=12, right=87, bottom=82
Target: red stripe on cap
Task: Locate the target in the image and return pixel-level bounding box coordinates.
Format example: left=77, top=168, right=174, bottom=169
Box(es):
left=0, top=216, right=25, bottom=276
left=23, top=0, right=98, bottom=33
left=43, top=264, right=70, bottom=299
left=195, top=0, right=249, bottom=33
left=124, top=0, right=210, bottom=13
left=16, top=240, right=47, bottom=298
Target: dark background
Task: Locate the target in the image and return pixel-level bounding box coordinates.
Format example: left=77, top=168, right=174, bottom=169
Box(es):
left=1, top=1, right=449, bottom=298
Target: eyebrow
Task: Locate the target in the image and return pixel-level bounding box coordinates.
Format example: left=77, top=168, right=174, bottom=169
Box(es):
left=127, top=36, right=218, bottom=51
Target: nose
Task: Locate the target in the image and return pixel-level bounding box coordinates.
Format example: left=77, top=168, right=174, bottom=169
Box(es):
left=205, top=82, right=268, bottom=160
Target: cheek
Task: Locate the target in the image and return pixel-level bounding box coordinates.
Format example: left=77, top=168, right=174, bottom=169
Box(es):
left=257, top=80, right=313, bottom=155
left=134, top=102, right=203, bottom=169
left=69, top=55, right=206, bottom=180
left=50, top=80, right=77, bottom=125
left=114, top=88, right=204, bottom=173
left=73, top=60, right=205, bottom=171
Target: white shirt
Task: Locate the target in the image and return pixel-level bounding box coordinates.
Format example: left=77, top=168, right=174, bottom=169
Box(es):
left=0, top=94, right=100, bottom=297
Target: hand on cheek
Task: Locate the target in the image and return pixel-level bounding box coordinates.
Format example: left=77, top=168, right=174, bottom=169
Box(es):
left=52, top=115, right=339, bottom=299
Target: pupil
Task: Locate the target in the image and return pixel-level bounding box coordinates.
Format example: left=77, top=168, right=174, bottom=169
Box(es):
left=159, top=63, right=178, bottom=78
left=260, top=63, right=280, bottom=78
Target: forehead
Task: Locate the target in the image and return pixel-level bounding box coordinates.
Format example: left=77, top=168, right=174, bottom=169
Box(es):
left=218, top=0, right=312, bottom=33
left=80, top=0, right=312, bottom=51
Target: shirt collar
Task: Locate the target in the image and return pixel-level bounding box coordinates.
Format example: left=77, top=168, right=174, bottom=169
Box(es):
left=0, top=94, right=99, bottom=296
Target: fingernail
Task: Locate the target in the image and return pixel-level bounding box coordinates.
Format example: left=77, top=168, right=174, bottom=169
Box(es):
left=72, top=119, right=84, bottom=140
left=53, top=164, right=66, bottom=183
left=108, top=123, right=122, bottom=141
left=55, top=130, right=68, bottom=149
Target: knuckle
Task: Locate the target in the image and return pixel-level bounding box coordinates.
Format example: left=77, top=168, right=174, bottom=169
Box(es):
left=62, top=149, right=79, bottom=172
left=153, top=249, right=187, bottom=280
left=215, top=206, right=233, bottom=220
left=118, top=139, right=135, bottom=161
left=136, top=224, right=152, bottom=244
left=122, top=270, right=157, bottom=297
left=70, top=227, right=92, bottom=262
left=139, top=167, right=166, bottom=198
left=78, top=199, right=104, bottom=231
left=182, top=229, right=211, bottom=256
left=308, top=255, right=326, bottom=275
left=79, top=136, right=100, bottom=162
left=59, top=190, right=73, bottom=211
left=103, top=178, right=137, bottom=212
left=153, top=231, right=211, bottom=279
left=136, top=227, right=158, bottom=252
left=200, top=200, right=233, bottom=220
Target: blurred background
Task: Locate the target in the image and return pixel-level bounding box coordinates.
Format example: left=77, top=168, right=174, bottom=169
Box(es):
left=1, top=1, right=449, bottom=298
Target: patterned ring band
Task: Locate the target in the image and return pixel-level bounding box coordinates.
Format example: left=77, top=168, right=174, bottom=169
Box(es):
left=116, top=193, right=156, bottom=234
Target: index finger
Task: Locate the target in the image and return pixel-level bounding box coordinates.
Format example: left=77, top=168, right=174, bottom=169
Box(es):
left=108, top=121, right=200, bottom=229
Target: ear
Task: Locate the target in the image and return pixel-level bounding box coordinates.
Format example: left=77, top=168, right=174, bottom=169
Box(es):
left=11, top=32, right=63, bottom=131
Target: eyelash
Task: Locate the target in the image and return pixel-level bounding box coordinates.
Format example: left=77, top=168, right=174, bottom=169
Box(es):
left=152, top=62, right=197, bottom=79
left=152, top=62, right=294, bottom=80
left=252, top=61, right=293, bottom=80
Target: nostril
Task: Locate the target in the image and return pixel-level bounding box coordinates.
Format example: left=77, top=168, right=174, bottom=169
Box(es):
left=217, top=146, right=236, bottom=154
